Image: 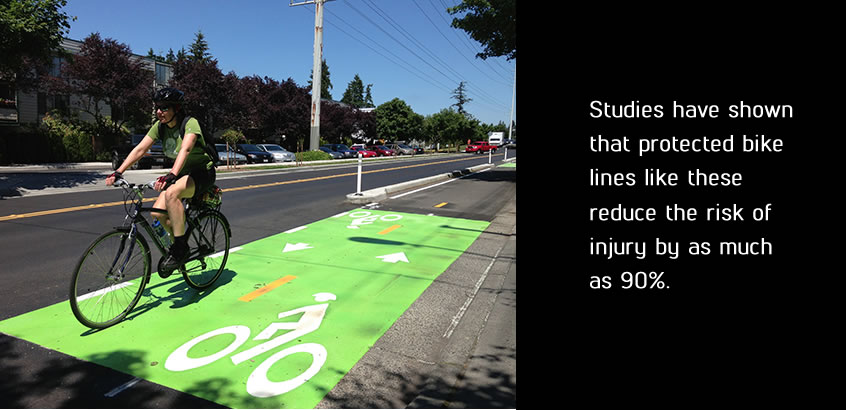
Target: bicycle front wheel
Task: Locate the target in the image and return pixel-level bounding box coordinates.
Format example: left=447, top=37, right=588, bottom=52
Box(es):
left=182, top=211, right=230, bottom=289
left=70, top=230, right=151, bottom=329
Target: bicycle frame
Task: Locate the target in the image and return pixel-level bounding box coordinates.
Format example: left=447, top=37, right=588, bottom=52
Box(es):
left=114, top=180, right=168, bottom=255
left=114, top=179, right=220, bottom=274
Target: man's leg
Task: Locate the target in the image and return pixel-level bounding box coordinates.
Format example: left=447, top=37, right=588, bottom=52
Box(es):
left=159, top=175, right=196, bottom=277
left=151, top=175, right=195, bottom=235
left=163, top=175, right=195, bottom=237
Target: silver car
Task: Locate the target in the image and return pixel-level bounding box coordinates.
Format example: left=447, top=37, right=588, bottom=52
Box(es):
left=215, top=144, right=247, bottom=165
left=388, top=143, right=415, bottom=155
left=257, top=144, right=296, bottom=162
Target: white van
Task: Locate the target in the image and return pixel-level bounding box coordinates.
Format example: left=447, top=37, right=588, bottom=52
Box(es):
left=488, top=131, right=504, bottom=146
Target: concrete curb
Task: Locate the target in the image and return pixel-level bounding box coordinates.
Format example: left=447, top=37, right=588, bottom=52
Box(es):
left=345, top=163, right=496, bottom=204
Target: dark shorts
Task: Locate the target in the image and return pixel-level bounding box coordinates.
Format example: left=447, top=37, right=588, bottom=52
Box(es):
left=182, top=166, right=216, bottom=200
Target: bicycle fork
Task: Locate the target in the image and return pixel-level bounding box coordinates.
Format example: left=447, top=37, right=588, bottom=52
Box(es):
left=108, top=224, right=139, bottom=282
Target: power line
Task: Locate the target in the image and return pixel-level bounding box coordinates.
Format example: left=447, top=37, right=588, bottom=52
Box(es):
left=303, top=4, right=455, bottom=94
left=346, top=0, right=460, bottom=89
left=300, top=1, right=513, bottom=121
left=433, top=0, right=514, bottom=77
left=352, top=0, right=509, bottom=111
left=422, top=0, right=512, bottom=84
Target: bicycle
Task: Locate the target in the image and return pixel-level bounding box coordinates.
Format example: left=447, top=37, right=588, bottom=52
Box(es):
left=69, top=178, right=231, bottom=329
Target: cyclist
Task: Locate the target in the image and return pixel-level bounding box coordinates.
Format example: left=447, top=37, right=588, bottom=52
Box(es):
left=106, top=87, right=215, bottom=277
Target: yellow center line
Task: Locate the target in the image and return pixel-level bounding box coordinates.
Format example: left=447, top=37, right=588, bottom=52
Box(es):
left=434, top=202, right=448, bottom=208
left=0, top=156, right=482, bottom=222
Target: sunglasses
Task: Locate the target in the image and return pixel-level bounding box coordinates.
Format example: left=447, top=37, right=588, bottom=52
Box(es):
left=155, top=105, right=172, bottom=112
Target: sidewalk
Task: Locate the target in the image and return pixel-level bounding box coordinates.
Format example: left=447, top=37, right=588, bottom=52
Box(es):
left=0, top=162, right=112, bottom=173
left=319, top=169, right=517, bottom=408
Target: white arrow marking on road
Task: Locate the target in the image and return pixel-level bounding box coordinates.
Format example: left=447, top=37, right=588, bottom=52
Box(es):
left=283, top=242, right=313, bottom=253
left=376, top=252, right=409, bottom=263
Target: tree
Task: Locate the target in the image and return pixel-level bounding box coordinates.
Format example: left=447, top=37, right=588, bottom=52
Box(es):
left=320, top=101, right=358, bottom=145
left=451, top=81, right=472, bottom=117
left=231, top=74, right=310, bottom=149
left=307, top=59, right=332, bottom=100
left=364, top=83, right=374, bottom=108
left=340, top=74, right=365, bottom=108
left=171, top=54, right=227, bottom=138
left=188, top=30, right=212, bottom=63
left=46, top=33, right=153, bottom=152
left=164, top=48, right=176, bottom=64
left=374, top=98, right=422, bottom=142
left=448, top=0, right=516, bottom=61
left=1, top=0, right=73, bottom=84
left=425, top=108, right=480, bottom=150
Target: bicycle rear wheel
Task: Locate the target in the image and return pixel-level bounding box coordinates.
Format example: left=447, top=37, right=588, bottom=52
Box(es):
left=70, top=230, right=151, bottom=329
left=182, top=210, right=230, bottom=289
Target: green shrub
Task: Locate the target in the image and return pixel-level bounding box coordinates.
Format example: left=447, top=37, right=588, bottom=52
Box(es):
left=297, top=150, right=332, bottom=162
left=41, top=111, right=92, bottom=162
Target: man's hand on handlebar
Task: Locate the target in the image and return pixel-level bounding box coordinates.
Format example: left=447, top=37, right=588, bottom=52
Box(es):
left=105, top=171, right=122, bottom=186
left=154, top=172, right=177, bottom=192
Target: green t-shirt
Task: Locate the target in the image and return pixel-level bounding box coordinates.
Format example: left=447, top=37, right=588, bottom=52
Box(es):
left=148, top=117, right=212, bottom=174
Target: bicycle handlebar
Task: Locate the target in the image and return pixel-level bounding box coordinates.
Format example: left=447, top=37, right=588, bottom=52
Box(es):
left=113, top=178, right=157, bottom=192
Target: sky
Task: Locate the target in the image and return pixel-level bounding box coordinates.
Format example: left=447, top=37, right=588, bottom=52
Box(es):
left=60, top=0, right=516, bottom=126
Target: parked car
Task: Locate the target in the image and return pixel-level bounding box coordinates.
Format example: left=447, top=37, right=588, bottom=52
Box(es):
left=111, top=134, right=173, bottom=170
left=321, top=144, right=357, bottom=158
left=256, top=144, right=295, bottom=162
left=387, top=143, right=415, bottom=155
left=318, top=146, right=343, bottom=159
left=350, top=146, right=378, bottom=158
left=411, top=146, right=425, bottom=154
left=465, top=141, right=498, bottom=154
left=236, top=144, right=274, bottom=164
left=214, top=144, right=247, bottom=165
left=367, top=145, right=396, bottom=156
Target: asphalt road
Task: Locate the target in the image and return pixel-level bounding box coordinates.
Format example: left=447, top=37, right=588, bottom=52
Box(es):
left=0, top=152, right=516, bottom=408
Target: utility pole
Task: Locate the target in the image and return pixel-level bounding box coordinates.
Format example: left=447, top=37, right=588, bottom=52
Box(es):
left=290, top=0, right=334, bottom=150
left=508, top=61, right=516, bottom=140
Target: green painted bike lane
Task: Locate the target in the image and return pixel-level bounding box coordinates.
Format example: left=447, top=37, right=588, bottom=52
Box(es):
left=0, top=208, right=489, bottom=408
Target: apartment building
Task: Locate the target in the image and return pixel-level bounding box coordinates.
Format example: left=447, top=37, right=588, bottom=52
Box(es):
left=0, top=38, right=172, bottom=128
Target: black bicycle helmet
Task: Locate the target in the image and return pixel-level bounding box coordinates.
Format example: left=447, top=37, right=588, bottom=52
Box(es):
left=153, top=87, right=185, bottom=104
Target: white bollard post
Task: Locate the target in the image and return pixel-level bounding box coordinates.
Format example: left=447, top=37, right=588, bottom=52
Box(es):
left=356, top=153, right=362, bottom=195
left=488, top=148, right=492, bottom=164
left=504, top=147, right=508, bottom=161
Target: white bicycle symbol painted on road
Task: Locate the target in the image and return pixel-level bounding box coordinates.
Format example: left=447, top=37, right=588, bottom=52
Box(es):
left=165, top=292, right=336, bottom=398
left=346, top=210, right=403, bottom=229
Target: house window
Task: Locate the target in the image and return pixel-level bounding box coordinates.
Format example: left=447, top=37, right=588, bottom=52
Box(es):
left=49, top=56, right=64, bottom=77
left=0, top=82, right=16, bottom=109
left=0, top=81, right=18, bottom=123
left=155, top=63, right=171, bottom=86
left=37, top=93, right=70, bottom=116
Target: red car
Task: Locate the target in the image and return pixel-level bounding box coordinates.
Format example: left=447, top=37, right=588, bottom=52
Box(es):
left=465, top=141, right=498, bottom=154
left=351, top=146, right=378, bottom=158
left=367, top=145, right=396, bottom=156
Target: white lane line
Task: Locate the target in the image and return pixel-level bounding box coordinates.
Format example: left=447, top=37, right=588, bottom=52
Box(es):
left=209, top=246, right=242, bottom=259
left=389, top=167, right=492, bottom=200
left=443, top=243, right=504, bottom=339
left=284, top=226, right=308, bottom=234
left=104, top=377, right=141, bottom=397
left=77, top=282, right=135, bottom=302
